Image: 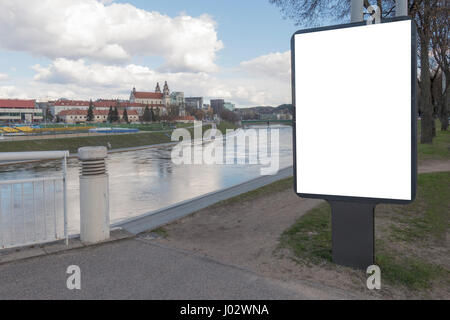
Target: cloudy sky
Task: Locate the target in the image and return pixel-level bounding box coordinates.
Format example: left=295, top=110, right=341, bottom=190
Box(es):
left=0, top=0, right=299, bottom=108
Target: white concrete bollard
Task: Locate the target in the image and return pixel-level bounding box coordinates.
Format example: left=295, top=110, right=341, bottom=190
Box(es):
left=78, top=146, right=110, bottom=244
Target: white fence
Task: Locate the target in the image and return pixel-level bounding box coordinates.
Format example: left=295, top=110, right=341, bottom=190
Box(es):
left=0, top=151, right=69, bottom=249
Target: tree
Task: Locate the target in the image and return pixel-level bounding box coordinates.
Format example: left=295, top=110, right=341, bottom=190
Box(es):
left=193, top=109, right=206, bottom=121
left=123, top=108, right=129, bottom=124
left=220, top=109, right=239, bottom=123
left=430, top=0, right=449, bottom=131
left=154, top=107, right=161, bottom=122
left=185, top=105, right=195, bottom=117
left=44, top=109, right=54, bottom=122
left=87, top=99, right=95, bottom=122
left=168, top=104, right=180, bottom=121
left=107, top=106, right=113, bottom=123
left=270, top=0, right=446, bottom=143
left=143, top=105, right=152, bottom=122
left=150, top=107, right=155, bottom=122
left=112, top=106, right=120, bottom=123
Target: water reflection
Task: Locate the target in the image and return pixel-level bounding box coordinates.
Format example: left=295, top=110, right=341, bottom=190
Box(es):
left=0, top=125, right=293, bottom=234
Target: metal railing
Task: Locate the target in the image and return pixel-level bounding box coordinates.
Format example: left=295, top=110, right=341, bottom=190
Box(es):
left=0, top=151, right=69, bottom=249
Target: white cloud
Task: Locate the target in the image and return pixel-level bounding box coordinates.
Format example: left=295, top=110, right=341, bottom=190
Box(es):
left=30, top=58, right=290, bottom=107
left=0, top=73, right=9, bottom=81
left=240, top=51, right=291, bottom=81
left=0, top=85, right=25, bottom=99
left=0, top=0, right=223, bottom=72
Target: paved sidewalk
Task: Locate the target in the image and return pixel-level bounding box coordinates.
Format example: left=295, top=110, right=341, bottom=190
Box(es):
left=0, top=237, right=361, bottom=300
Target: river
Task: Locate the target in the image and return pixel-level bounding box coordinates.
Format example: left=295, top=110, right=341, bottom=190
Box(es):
left=0, top=125, right=293, bottom=234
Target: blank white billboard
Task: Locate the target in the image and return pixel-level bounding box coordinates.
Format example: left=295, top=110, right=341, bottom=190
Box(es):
left=293, top=20, right=415, bottom=201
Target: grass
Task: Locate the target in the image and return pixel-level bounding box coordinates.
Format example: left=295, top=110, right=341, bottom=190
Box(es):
left=279, top=172, right=450, bottom=291
left=417, top=119, right=450, bottom=161
left=280, top=203, right=332, bottom=263
left=386, top=172, right=450, bottom=243
left=0, top=131, right=172, bottom=153
left=0, top=124, right=212, bottom=153
left=151, top=227, right=168, bottom=238
left=375, top=251, right=447, bottom=290
left=216, top=121, right=239, bottom=135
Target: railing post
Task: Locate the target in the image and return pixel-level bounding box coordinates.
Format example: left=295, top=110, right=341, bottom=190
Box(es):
left=78, top=147, right=110, bottom=244
left=62, top=155, right=68, bottom=245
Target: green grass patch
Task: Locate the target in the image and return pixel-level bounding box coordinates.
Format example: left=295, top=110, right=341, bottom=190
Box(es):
left=0, top=124, right=211, bottom=153
left=151, top=227, right=168, bottom=238
left=376, top=251, right=448, bottom=290
left=387, top=172, right=450, bottom=243
left=0, top=131, right=172, bottom=153
left=279, top=172, right=450, bottom=291
left=216, top=121, right=239, bottom=135
left=280, top=203, right=332, bottom=263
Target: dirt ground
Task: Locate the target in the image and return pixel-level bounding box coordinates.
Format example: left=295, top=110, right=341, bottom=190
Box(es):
left=154, top=160, right=450, bottom=299
left=418, top=159, right=450, bottom=174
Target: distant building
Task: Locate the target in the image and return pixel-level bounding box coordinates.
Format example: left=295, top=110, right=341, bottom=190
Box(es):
left=210, top=99, right=225, bottom=115
left=223, top=102, right=236, bottom=112
left=170, top=92, right=184, bottom=105
left=130, top=87, right=164, bottom=106
left=211, top=99, right=236, bottom=115
left=93, top=100, right=160, bottom=117
left=170, top=92, right=186, bottom=116
left=185, top=97, right=203, bottom=110
left=58, top=109, right=139, bottom=124
left=172, top=115, right=195, bottom=123
left=129, top=82, right=171, bottom=114
left=0, top=99, right=42, bottom=123
left=276, top=113, right=293, bottom=120
left=50, top=100, right=90, bottom=116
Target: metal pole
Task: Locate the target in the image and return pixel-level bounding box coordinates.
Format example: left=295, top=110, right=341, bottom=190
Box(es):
left=351, top=0, right=364, bottom=23
left=396, top=0, right=408, bottom=17
left=63, top=156, right=68, bottom=245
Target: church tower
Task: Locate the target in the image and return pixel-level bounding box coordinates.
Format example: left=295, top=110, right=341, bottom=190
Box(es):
left=163, top=81, right=170, bottom=96
left=163, top=81, right=170, bottom=107
left=155, top=83, right=161, bottom=93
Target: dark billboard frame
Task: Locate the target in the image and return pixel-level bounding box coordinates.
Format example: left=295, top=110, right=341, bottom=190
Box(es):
left=291, top=17, right=417, bottom=205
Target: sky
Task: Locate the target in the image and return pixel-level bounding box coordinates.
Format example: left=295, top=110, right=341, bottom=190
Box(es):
left=0, top=0, right=302, bottom=108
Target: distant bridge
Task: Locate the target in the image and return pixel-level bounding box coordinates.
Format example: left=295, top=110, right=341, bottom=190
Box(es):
left=241, top=119, right=292, bottom=125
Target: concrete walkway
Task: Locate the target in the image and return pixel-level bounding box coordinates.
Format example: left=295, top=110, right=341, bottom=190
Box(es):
left=0, top=236, right=359, bottom=300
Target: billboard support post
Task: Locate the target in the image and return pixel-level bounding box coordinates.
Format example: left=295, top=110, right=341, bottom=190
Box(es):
left=323, top=0, right=376, bottom=270
left=329, top=201, right=375, bottom=269
left=292, top=18, right=416, bottom=270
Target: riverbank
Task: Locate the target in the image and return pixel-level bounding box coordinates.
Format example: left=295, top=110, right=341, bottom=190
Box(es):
left=0, top=121, right=238, bottom=154
left=152, top=160, right=450, bottom=299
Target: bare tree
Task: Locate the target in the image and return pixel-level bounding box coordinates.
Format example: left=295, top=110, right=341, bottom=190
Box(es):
left=430, top=0, right=449, bottom=131
left=270, top=0, right=445, bottom=143
left=269, top=0, right=397, bottom=27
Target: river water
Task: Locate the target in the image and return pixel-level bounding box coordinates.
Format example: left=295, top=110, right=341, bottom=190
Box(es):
left=0, top=125, right=293, bottom=234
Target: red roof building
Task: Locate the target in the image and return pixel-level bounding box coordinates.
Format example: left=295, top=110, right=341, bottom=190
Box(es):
left=132, top=92, right=163, bottom=99
left=57, top=109, right=139, bottom=124
left=0, top=99, right=41, bottom=123
left=129, top=86, right=167, bottom=107
left=0, top=99, right=36, bottom=109
left=53, top=100, right=90, bottom=107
